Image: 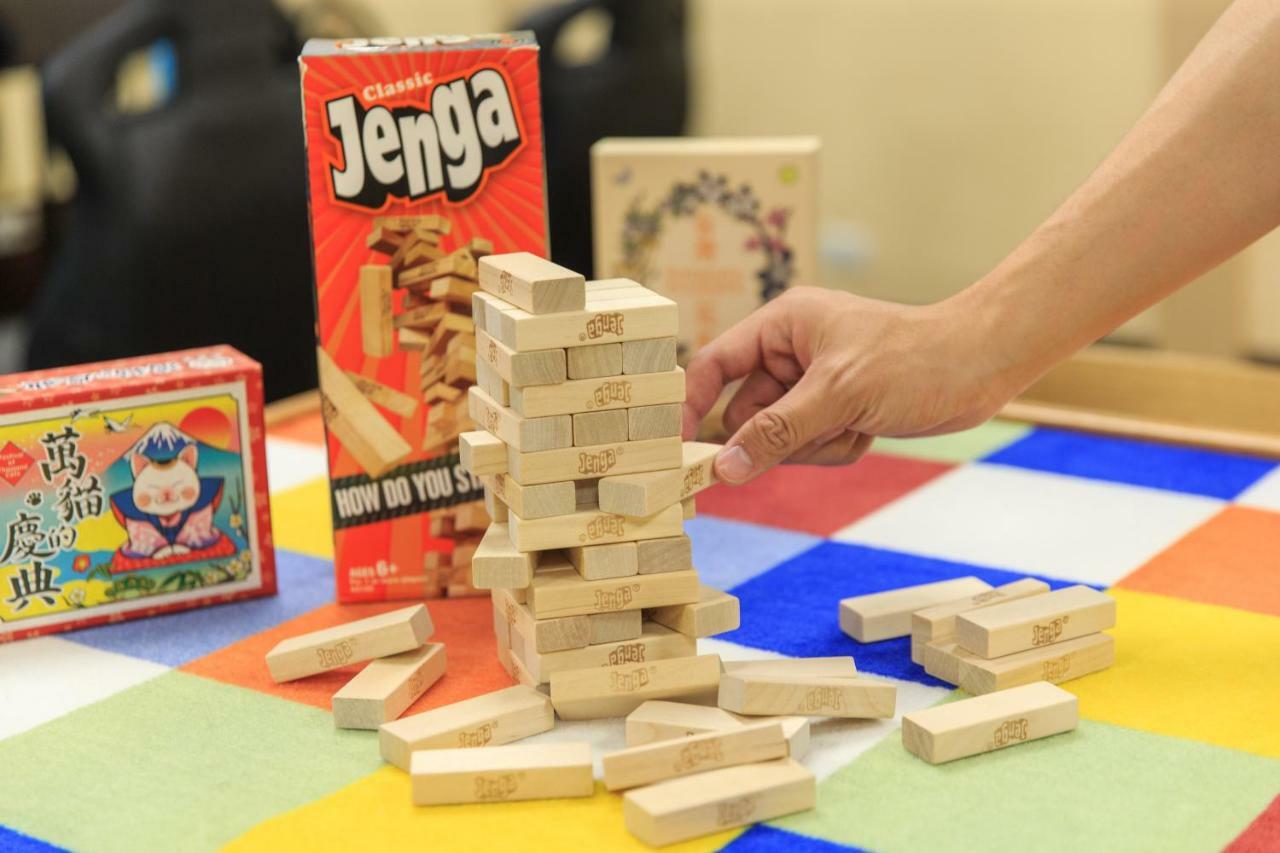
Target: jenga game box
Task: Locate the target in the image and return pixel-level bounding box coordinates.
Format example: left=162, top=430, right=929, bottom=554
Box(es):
left=0, top=346, right=276, bottom=642
left=591, top=137, right=820, bottom=361
left=298, top=34, right=548, bottom=601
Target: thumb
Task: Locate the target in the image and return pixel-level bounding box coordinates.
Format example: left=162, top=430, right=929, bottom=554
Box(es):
left=715, top=368, right=836, bottom=484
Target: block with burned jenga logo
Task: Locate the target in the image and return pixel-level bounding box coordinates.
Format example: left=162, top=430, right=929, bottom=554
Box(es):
left=300, top=34, right=549, bottom=601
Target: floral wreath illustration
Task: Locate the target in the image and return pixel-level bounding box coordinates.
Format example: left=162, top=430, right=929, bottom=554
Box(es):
left=617, top=170, right=796, bottom=303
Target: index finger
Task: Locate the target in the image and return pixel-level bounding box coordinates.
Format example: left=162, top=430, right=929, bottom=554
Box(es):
left=681, top=304, right=774, bottom=439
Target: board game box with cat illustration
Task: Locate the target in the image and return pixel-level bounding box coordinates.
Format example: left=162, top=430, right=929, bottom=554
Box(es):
left=0, top=345, right=276, bottom=642
left=299, top=34, right=548, bottom=602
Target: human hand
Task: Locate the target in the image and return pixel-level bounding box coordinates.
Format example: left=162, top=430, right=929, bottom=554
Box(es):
left=681, top=287, right=1021, bottom=484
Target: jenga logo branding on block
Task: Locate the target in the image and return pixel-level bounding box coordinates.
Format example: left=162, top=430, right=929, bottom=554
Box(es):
left=608, top=641, right=646, bottom=665
left=498, top=270, right=514, bottom=295
left=485, top=409, right=499, bottom=434
left=457, top=721, right=496, bottom=747
left=594, top=584, right=638, bottom=611
left=716, top=796, right=758, bottom=826
left=1041, top=654, right=1073, bottom=682
left=325, top=66, right=523, bottom=209
left=801, top=687, right=845, bottom=713
left=407, top=668, right=428, bottom=696
left=582, top=312, right=624, bottom=341
left=1032, top=615, right=1069, bottom=646
left=577, top=449, right=617, bottom=476
left=584, top=514, right=625, bottom=541
left=591, top=380, right=631, bottom=408
left=682, top=465, right=705, bottom=497
left=609, top=666, right=653, bottom=693
left=972, top=589, right=1002, bottom=605
left=993, top=718, right=1030, bottom=747
left=316, top=640, right=355, bottom=668
left=487, top=340, right=498, bottom=364
left=673, top=738, right=725, bottom=773
left=474, top=773, right=521, bottom=800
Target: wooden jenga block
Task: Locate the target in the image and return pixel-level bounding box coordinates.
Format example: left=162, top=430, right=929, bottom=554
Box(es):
left=428, top=275, right=479, bottom=305
left=957, top=633, right=1115, bottom=695
left=625, top=701, right=746, bottom=747
left=597, top=441, right=719, bottom=517
left=722, top=657, right=857, bottom=679
left=589, top=609, right=643, bottom=645
left=410, top=742, right=594, bottom=805
left=444, top=349, right=477, bottom=386
left=509, top=369, right=685, bottom=418
left=477, top=252, right=586, bottom=314
left=359, top=266, right=394, bottom=357
left=366, top=224, right=407, bottom=254
left=682, top=497, right=696, bottom=519
left=549, top=654, right=721, bottom=720
left=483, top=484, right=510, bottom=522
left=399, top=328, right=431, bottom=350
left=622, top=337, right=678, bottom=374
left=394, top=302, right=448, bottom=330
left=375, top=214, right=451, bottom=235
left=911, top=578, right=1051, bottom=664
left=648, top=586, right=740, bottom=638
left=484, top=473, right=574, bottom=519
left=467, top=237, right=494, bottom=257
left=955, top=585, right=1116, bottom=658
left=265, top=604, right=433, bottom=683
left=332, top=642, right=446, bottom=729
left=391, top=238, right=445, bottom=271
left=343, top=371, right=419, bottom=418
left=425, top=381, right=463, bottom=405
left=397, top=246, right=480, bottom=288
left=379, top=684, right=551, bottom=770
left=475, top=360, right=511, bottom=406
left=635, top=534, right=692, bottom=574
left=566, top=541, right=638, bottom=580
left=623, top=758, right=815, bottom=847
left=901, top=681, right=1079, bottom=764
left=507, top=436, right=682, bottom=486
left=471, top=291, right=488, bottom=332
left=566, top=343, right=623, bottom=379
left=507, top=502, right=684, bottom=552
left=452, top=500, right=491, bottom=532
left=511, top=621, right=695, bottom=684
left=471, top=523, right=536, bottom=589
left=528, top=565, right=699, bottom=618
left=573, top=409, right=629, bottom=446
left=628, top=403, right=681, bottom=440
left=727, top=714, right=811, bottom=758
left=921, top=640, right=968, bottom=685
left=467, top=386, right=571, bottom=452
left=839, top=576, right=994, bottom=642
left=425, top=313, right=474, bottom=355
left=475, top=329, right=566, bottom=388
left=493, top=586, right=590, bottom=653
left=718, top=674, right=896, bottom=719
left=459, top=430, right=508, bottom=476
left=604, top=721, right=787, bottom=791
left=317, top=350, right=412, bottom=477
left=480, top=286, right=679, bottom=351
left=421, top=413, right=460, bottom=454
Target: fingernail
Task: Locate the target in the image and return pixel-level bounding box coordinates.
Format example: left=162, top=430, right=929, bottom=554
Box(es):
left=716, top=445, right=754, bottom=483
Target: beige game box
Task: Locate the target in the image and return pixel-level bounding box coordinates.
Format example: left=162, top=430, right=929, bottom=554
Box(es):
left=591, top=137, right=820, bottom=360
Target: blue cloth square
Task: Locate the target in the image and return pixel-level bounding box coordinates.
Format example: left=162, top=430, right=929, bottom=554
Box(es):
left=721, top=826, right=867, bottom=852
left=0, top=825, right=64, bottom=852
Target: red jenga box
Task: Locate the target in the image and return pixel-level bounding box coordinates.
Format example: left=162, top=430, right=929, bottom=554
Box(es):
left=0, top=346, right=276, bottom=642
left=298, top=34, right=548, bottom=602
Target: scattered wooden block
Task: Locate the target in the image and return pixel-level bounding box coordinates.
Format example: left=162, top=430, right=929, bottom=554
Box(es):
left=958, top=633, right=1116, bottom=695
left=317, top=349, right=411, bottom=477
left=921, top=640, right=969, bottom=685
left=476, top=328, right=566, bottom=388
left=604, top=721, right=787, bottom=791
left=622, top=337, right=677, bottom=374
left=379, top=684, right=552, bottom=770
left=511, top=621, right=695, bottom=684
left=410, top=742, right=594, bottom=805
left=528, top=566, right=700, bottom=618
left=477, top=286, right=678, bottom=351
left=266, top=604, right=433, bottom=683
left=901, top=681, right=1078, bottom=764
left=597, top=442, right=719, bottom=517
left=910, top=578, right=1051, bottom=664
left=636, top=534, right=692, bottom=574
left=839, top=576, right=993, bottom=642
left=724, top=713, right=812, bottom=758
left=478, top=252, right=586, bottom=314
left=566, top=343, right=623, bottom=379
left=506, top=436, right=681, bottom=486
left=493, top=586, right=590, bottom=652
left=625, top=701, right=746, bottom=747
left=628, top=403, right=681, bottom=440
left=482, top=473, right=574, bottom=520
left=622, top=757, right=815, bottom=847
left=332, top=642, right=446, bottom=729
left=573, top=409, right=629, bottom=446
left=589, top=609, right=643, bottom=644
left=468, top=386, right=571, bottom=452
left=507, top=502, right=684, bottom=552
left=648, top=586, right=740, bottom=638
left=566, top=541, right=638, bottom=580
left=358, top=266, right=394, bottom=357
left=955, top=585, right=1116, bottom=658
left=509, top=369, right=685, bottom=418
left=459, top=430, right=508, bottom=476
left=722, top=657, right=857, bottom=679
left=549, top=653, right=722, bottom=720
left=470, top=523, right=537, bottom=589
left=344, top=371, right=419, bottom=418
left=718, top=674, right=896, bottom=719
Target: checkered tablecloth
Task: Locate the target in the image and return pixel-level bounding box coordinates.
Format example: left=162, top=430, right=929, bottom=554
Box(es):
left=1, top=413, right=1277, bottom=852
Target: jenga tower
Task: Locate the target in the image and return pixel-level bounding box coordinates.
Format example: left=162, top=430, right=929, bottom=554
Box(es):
left=460, top=253, right=738, bottom=717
